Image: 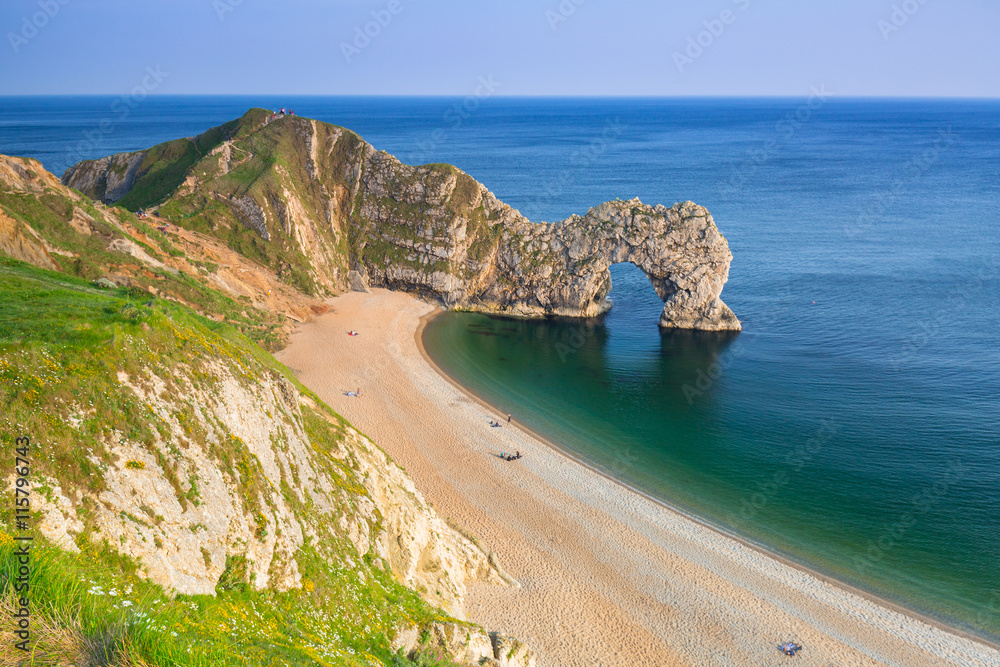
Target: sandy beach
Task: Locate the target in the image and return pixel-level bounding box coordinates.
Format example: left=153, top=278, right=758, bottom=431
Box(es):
left=276, top=289, right=1000, bottom=667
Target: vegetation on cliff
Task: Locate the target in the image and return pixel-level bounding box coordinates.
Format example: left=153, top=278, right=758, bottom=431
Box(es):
left=61, top=109, right=740, bottom=330
left=0, top=258, right=474, bottom=666
left=0, top=155, right=533, bottom=665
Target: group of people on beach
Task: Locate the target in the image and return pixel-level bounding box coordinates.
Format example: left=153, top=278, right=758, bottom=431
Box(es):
left=493, top=413, right=522, bottom=460
left=489, top=413, right=511, bottom=428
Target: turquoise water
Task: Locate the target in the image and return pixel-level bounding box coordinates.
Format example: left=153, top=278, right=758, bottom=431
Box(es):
left=424, top=267, right=1000, bottom=640
left=413, top=100, right=1000, bottom=642
left=2, top=96, right=999, bottom=640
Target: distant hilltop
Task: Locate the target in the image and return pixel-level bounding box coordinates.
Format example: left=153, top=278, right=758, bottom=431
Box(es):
left=0, top=151, right=536, bottom=665
left=62, top=108, right=740, bottom=331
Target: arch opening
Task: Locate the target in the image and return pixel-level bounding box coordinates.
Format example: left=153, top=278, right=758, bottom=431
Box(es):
left=602, top=262, right=671, bottom=327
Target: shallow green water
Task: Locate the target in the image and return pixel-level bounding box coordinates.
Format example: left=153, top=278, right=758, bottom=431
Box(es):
left=423, top=264, right=1000, bottom=642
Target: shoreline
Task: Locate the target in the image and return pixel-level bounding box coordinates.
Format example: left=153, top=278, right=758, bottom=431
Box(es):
left=277, top=289, right=1000, bottom=666
left=415, top=306, right=1000, bottom=654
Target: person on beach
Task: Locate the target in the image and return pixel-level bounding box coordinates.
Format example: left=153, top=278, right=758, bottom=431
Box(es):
left=507, top=413, right=512, bottom=423
left=779, top=642, right=802, bottom=656
left=355, top=387, right=361, bottom=397
left=516, top=450, right=520, bottom=459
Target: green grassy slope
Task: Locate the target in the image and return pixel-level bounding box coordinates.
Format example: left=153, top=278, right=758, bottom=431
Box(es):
left=154, top=112, right=360, bottom=297
left=0, top=178, right=287, bottom=350
left=115, top=109, right=272, bottom=213
left=0, top=258, right=464, bottom=666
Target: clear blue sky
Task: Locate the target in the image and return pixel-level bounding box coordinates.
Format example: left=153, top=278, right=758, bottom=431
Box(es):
left=1, top=0, right=997, bottom=97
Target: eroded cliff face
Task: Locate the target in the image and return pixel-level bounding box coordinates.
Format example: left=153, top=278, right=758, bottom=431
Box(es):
left=33, top=352, right=506, bottom=619
left=393, top=622, right=535, bottom=667
left=63, top=110, right=741, bottom=331
left=3, top=154, right=536, bottom=664
left=489, top=200, right=740, bottom=331
left=61, top=151, right=145, bottom=203
left=1, top=154, right=330, bottom=347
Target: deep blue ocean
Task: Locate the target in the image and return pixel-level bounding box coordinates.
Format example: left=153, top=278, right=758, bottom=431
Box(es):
left=1, top=96, right=998, bottom=641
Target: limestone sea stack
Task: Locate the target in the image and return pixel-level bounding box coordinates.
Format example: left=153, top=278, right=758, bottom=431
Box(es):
left=62, top=110, right=741, bottom=331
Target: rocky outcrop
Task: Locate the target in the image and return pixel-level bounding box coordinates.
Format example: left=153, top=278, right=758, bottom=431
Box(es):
left=393, top=622, right=536, bottom=667
left=0, top=154, right=67, bottom=192
left=493, top=199, right=740, bottom=331
left=0, top=205, right=60, bottom=270
left=4, top=151, right=537, bottom=659
left=63, top=110, right=741, bottom=330
left=361, top=188, right=738, bottom=330
left=32, top=354, right=508, bottom=618
left=348, top=268, right=370, bottom=292
left=62, top=150, right=145, bottom=203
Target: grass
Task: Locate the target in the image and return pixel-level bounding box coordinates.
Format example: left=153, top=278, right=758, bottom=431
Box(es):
left=113, top=111, right=271, bottom=212
left=0, top=258, right=473, bottom=665
left=0, top=188, right=287, bottom=349
left=151, top=114, right=353, bottom=298
left=0, top=539, right=464, bottom=666
left=0, top=258, right=294, bottom=504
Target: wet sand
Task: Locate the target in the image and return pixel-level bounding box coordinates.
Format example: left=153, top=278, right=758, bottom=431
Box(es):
left=276, top=289, right=999, bottom=667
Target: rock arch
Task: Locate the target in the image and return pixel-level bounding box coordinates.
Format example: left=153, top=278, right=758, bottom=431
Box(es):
left=59, top=112, right=740, bottom=332
left=463, top=199, right=741, bottom=332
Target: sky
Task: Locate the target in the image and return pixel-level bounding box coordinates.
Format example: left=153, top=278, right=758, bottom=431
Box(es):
left=1, top=0, right=998, bottom=97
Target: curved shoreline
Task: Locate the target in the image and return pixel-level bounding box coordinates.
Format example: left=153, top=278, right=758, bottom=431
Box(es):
left=278, top=289, right=1000, bottom=665
left=415, top=306, right=1000, bottom=653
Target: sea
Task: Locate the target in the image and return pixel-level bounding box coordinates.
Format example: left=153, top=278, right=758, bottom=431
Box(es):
left=1, top=95, right=998, bottom=642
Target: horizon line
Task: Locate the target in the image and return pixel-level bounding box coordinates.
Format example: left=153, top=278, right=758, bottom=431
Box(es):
left=2, top=93, right=1000, bottom=102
